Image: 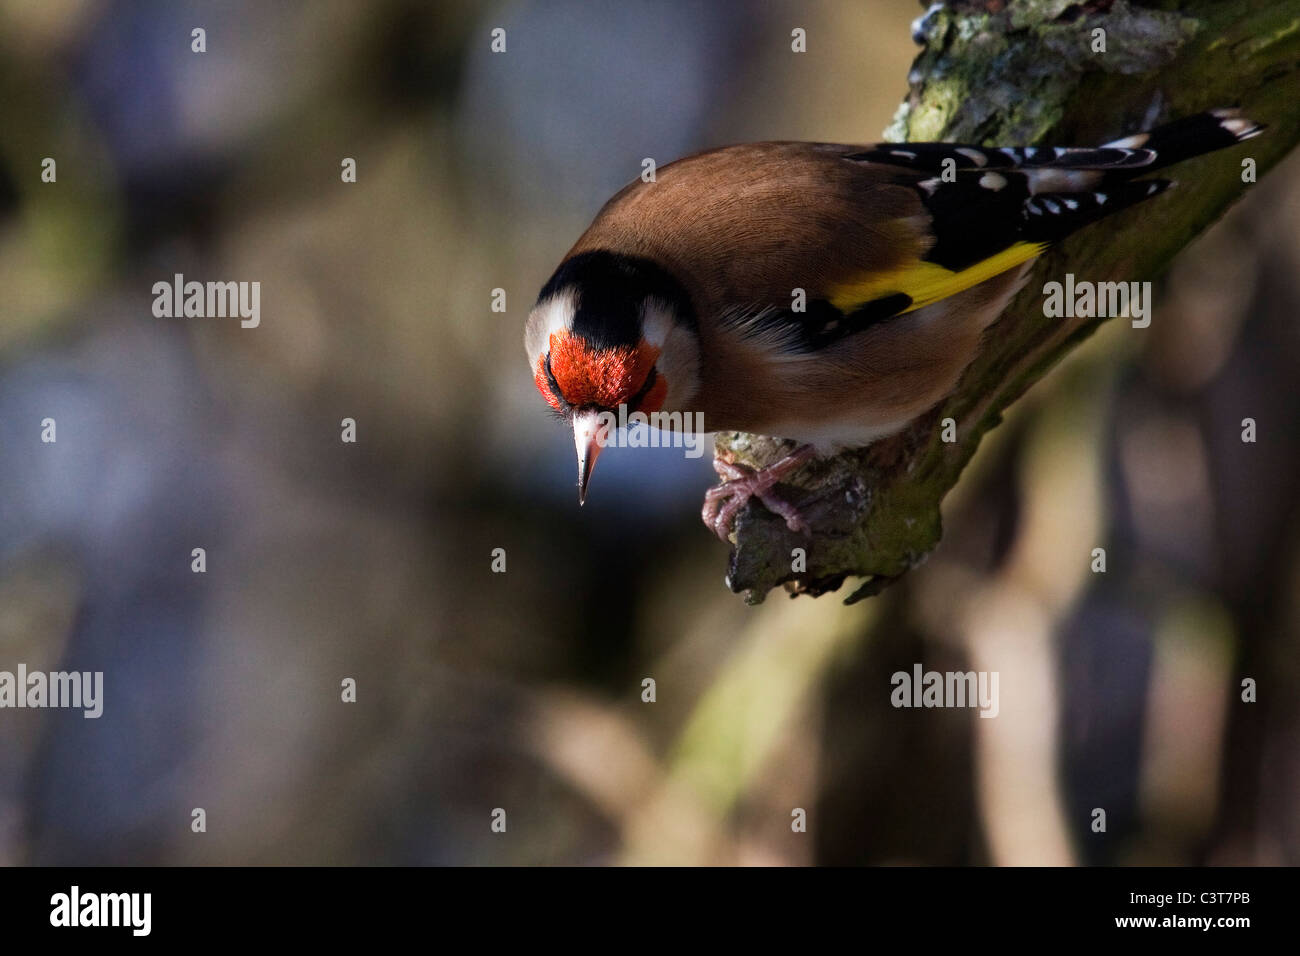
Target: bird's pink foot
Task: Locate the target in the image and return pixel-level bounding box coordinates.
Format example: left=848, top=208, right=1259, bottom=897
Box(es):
left=701, top=445, right=817, bottom=541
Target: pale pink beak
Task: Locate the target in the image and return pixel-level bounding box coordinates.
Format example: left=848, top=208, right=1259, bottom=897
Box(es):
left=573, top=409, right=609, bottom=505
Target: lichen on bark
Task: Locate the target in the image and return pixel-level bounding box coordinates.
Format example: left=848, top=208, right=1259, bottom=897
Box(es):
left=715, top=0, right=1300, bottom=604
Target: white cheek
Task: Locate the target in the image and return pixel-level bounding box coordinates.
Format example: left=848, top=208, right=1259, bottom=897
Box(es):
left=524, top=290, right=576, bottom=368
left=642, top=300, right=699, bottom=410
left=641, top=299, right=674, bottom=351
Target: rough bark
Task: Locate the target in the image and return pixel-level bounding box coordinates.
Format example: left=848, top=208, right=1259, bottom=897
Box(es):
left=717, top=0, right=1300, bottom=604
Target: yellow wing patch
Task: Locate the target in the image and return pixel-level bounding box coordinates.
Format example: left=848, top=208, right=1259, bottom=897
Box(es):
left=828, top=241, right=1048, bottom=316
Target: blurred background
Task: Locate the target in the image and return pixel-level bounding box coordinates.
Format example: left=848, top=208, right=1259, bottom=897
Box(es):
left=0, top=0, right=1297, bottom=865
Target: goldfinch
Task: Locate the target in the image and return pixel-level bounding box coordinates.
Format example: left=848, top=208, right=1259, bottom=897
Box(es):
left=525, top=109, right=1264, bottom=539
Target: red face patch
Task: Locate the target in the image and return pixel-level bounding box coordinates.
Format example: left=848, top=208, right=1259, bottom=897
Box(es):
left=536, top=330, right=664, bottom=413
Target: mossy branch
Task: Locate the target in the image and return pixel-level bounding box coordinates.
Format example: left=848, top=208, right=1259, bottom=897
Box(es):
left=718, top=0, right=1300, bottom=604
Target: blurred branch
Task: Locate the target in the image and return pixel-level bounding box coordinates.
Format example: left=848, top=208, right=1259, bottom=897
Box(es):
left=718, top=0, right=1300, bottom=604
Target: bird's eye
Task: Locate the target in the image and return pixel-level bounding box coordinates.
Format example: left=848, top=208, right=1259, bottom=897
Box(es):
left=541, top=352, right=570, bottom=413
left=626, top=367, right=658, bottom=411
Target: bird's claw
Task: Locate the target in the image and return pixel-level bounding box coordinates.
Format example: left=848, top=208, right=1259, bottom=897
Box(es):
left=700, top=446, right=816, bottom=542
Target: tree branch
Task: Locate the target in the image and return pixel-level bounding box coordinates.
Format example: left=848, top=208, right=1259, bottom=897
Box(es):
left=717, top=0, right=1300, bottom=604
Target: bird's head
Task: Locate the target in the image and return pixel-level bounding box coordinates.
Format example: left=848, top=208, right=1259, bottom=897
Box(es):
left=525, top=251, right=699, bottom=503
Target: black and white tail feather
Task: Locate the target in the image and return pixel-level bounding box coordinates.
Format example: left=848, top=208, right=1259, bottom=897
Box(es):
left=891, top=107, right=1265, bottom=271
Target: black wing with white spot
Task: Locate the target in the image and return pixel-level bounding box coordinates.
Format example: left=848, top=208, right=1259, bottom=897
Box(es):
left=847, top=142, right=1158, bottom=173
left=1020, top=179, right=1173, bottom=244
left=876, top=109, right=1262, bottom=272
